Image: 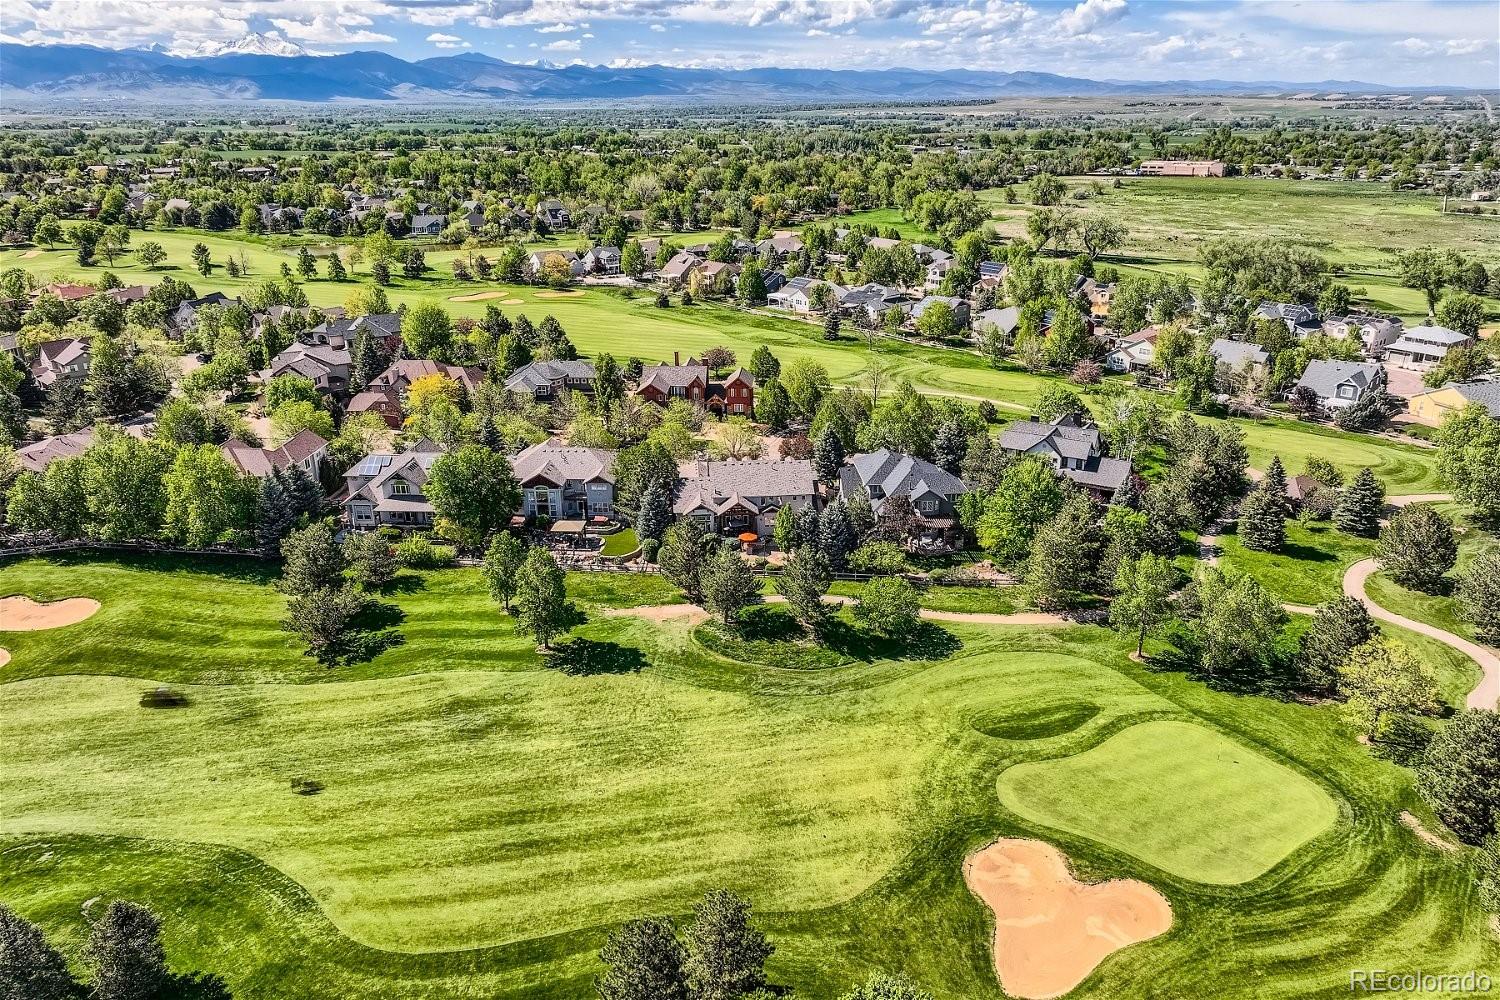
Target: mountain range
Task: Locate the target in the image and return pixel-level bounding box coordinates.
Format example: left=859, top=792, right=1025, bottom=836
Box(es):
left=0, top=39, right=1476, bottom=104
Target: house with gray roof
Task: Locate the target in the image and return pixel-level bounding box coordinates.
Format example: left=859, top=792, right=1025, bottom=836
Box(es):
left=674, top=457, right=817, bottom=536
left=1255, top=301, right=1321, bottom=337
left=1384, top=325, right=1472, bottom=369
left=1293, top=359, right=1381, bottom=410
left=997, top=413, right=1133, bottom=498
left=904, top=295, right=970, bottom=330
left=222, top=428, right=327, bottom=482
left=343, top=439, right=445, bottom=531
left=839, top=282, right=905, bottom=322
left=265, top=340, right=350, bottom=392
left=504, top=359, right=596, bottom=402
left=1409, top=380, right=1500, bottom=423
left=1209, top=338, right=1270, bottom=378
left=973, top=306, right=1020, bottom=337
left=32, top=337, right=90, bottom=388
left=510, top=438, right=616, bottom=520
left=839, top=449, right=967, bottom=544
left=1323, top=314, right=1403, bottom=355
left=768, top=276, right=842, bottom=314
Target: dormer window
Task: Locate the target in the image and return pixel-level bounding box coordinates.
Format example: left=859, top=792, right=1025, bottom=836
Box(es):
left=391, top=480, right=410, bottom=495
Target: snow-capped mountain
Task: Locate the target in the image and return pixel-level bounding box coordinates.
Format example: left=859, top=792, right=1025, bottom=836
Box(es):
left=173, top=32, right=307, bottom=59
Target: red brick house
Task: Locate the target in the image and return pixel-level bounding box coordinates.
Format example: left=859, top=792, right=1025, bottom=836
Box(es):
left=636, top=353, right=754, bottom=416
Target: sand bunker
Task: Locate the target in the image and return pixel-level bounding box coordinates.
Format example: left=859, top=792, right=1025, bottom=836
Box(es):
left=448, top=291, right=524, bottom=303
left=964, top=838, right=1172, bottom=999
left=0, top=595, right=101, bottom=630
left=534, top=289, right=585, bottom=298
left=0, top=648, right=10, bottom=667
left=19, top=250, right=42, bottom=259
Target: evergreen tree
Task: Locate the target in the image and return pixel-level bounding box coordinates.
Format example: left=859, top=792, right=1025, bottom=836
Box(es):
left=343, top=531, right=397, bottom=589
left=635, top=480, right=672, bottom=544
left=326, top=254, right=347, bottom=281
left=1237, top=483, right=1286, bottom=552
left=682, top=890, right=775, bottom=1000
left=931, top=417, right=968, bottom=474
left=754, top=377, right=792, bottom=430
left=845, top=489, right=876, bottom=542
left=597, top=918, right=688, bottom=1000
left=281, top=464, right=323, bottom=518
left=818, top=498, right=857, bottom=569
left=255, top=470, right=297, bottom=548
left=1297, top=596, right=1379, bottom=695
left=1334, top=467, right=1385, bottom=538
left=278, top=520, right=346, bottom=596
left=350, top=329, right=383, bottom=391
left=774, top=547, right=832, bottom=633
left=700, top=544, right=762, bottom=626
left=1262, top=455, right=1290, bottom=514
left=1457, top=550, right=1500, bottom=641
left=0, top=904, right=78, bottom=1000
left=297, top=246, right=317, bottom=280
left=85, top=901, right=166, bottom=1000
left=659, top=519, right=710, bottom=605
left=1416, top=709, right=1500, bottom=845
left=747, top=345, right=780, bottom=382
left=823, top=312, right=841, bottom=341
left=1377, top=504, right=1457, bottom=593
left=795, top=504, right=821, bottom=554
left=481, top=531, right=527, bottom=611
left=1025, top=493, right=1103, bottom=610
left=593, top=352, right=626, bottom=411
left=812, top=423, right=844, bottom=484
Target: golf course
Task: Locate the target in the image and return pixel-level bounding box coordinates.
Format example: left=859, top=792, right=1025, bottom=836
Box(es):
left=1, top=547, right=1496, bottom=998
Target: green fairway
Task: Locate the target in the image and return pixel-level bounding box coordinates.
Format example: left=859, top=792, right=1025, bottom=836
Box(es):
left=1217, top=519, right=1375, bottom=606
left=996, top=720, right=1339, bottom=884
left=1, top=554, right=1495, bottom=999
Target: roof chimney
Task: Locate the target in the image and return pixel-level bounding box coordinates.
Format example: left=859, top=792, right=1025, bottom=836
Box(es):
left=674, top=351, right=680, bottom=366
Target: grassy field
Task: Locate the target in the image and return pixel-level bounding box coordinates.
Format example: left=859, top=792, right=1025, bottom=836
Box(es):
left=996, top=720, right=1338, bottom=884
left=1, top=553, right=1495, bottom=999
left=979, top=177, right=1500, bottom=323
left=1217, top=519, right=1376, bottom=606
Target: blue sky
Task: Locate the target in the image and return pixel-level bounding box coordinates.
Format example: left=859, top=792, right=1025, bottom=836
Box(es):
left=3, top=1, right=1497, bottom=86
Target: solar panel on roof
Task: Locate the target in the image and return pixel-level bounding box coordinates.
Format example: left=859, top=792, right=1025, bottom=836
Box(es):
left=358, top=455, right=393, bottom=476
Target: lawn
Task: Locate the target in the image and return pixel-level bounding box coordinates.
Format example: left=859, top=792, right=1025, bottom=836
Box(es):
left=598, top=528, right=639, bottom=558
left=1217, top=519, right=1376, bottom=606
left=1, top=554, right=1495, bottom=999
left=996, top=720, right=1339, bottom=884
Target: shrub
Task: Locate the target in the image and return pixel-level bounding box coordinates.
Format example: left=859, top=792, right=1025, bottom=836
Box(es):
left=640, top=537, right=660, bottom=563
left=395, top=534, right=456, bottom=568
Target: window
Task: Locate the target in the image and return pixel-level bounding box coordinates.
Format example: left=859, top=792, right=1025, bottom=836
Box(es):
left=918, top=499, right=939, bottom=513
left=391, top=480, right=410, bottom=495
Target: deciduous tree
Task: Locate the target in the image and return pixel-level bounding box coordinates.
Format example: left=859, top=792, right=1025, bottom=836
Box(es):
left=425, top=445, right=521, bottom=548
left=1109, top=553, right=1176, bottom=657
left=514, top=545, right=570, bottom=648
left=682, top=890, right=774, bottom=1000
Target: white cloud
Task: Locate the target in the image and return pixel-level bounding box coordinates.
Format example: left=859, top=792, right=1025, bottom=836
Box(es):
left=649, top=22, right=667, bottom=31
left=536, top=22, right=578, bottom=33
left=1056, top=0, right=1127, bottom=36
left=543, top=37, right=582, bottom=50
left=425, top=31, right=470, bottom=48
left=807, top=28, right=831, bottom=36
left=269, top=14, right=395, bottom=44
left=1141, top=33, right=1189, bottom=61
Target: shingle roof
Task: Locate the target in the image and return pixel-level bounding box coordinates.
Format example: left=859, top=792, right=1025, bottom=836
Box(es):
left=222, top=429, right=327, bottom=478
left=638, top=363, right=708, bottom=393
left=1451, top=382, right=1500, bottom=416
left=16, top=428, right=94, bottom=472
left=839, top=449, right=965, bottom=513
left=1210, top=338, right=1269, bottom=368
left=504, top=359, right=595, bottom=393
left=997, top=416, right=1101, bottom=462
left=673, top=458, right=815, bottom=514
left=510, top=438, right=616, bottom=486
left=1296, top=359, right=1379, bottom=399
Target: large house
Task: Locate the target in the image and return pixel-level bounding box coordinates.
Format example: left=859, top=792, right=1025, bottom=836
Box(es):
left=32, top=337, right=91, bottom=387
left=171, top=292, right=235, bottom=332
left=510, top=438, right=616, bottom=521
left=768, top=276, right=842, bottom=313
left=657, top=251, right=702, bottom=286
left=16, top=428, right=94, bottom=472
left=343, top=439, right=445, bottom=531
left=674, top=457, right=817, bottom=536
left=904, top=295, right=970, bottom=330
left=409, top=213, right=447, bottom=238
left=504, top=359, right=596, bottom=402
left=1293, top=359, right=1382, bottom=410
left=1255, top=301, right=1321, bottom=338
left=839, top=449, right=967, bottom=544
left=1209, top=338, right=1270, bottom=379
left=265, top=340, right=350, bottom=392
left=997, top=413, right=1133, bottom=498
left=222, top=429, right=328, bottom=482
left=840, top=283, right=906, bottom=323
left=346, top=359, right=484, bottom=429
left=636, top=355, right=754, bottom=415
left=580, top=245, right=621, bottom=275
left=1408, top=380, right=1500, bottom=425
left=1323, top=314, right=1403, bottom=355
left=1104, top=326, right=1159, bottom=373
left=526, top=249, right=581, bottom=280
left=1384, top=325, right=1471, bottom=369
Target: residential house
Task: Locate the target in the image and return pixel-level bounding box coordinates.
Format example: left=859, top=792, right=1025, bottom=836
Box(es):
left=1384, top=325, right=1472, bottom=369
left=16, top=428, right=94, bottom=472
left=1138, top=159, right=1227, bottom=177
left=692, top=260, right=740, bottom=294
left=674, top=457, right=817, bottom=536
left=1409, top=380, right=1500, bottom=424
left=1104, top=326, right=1159, bottom=373
left=409, top=214, right=448, bottom=238
left=904, top=295, right=970, bottom=330
left=222, top=429, right=328, bottom=482
left=537, top=199, right=571, bottom=230
left=838, top=449, right=967, bottom=545
left=997, top=413, right=1133, bottom=498
left=768, top=276, right=843, bottom=313
left=104, top=284, right=149, bottom=306
left=580, top=245, right=621, bottom=276
left=171, top=292, right=234, bottom=332
left=1209, top=338, right=1270, bottom=381
left=756, top=234, right=804, bottom=259
left=265, top=340, right=351, bottom=392
left=657, top=251, right=702, bottom=287
left=1323, top=314, right=1404, bottom=355
left=977, top=261, right=1007, bottom=282
left=925, top=257, right=954, bottom=291
left=510, top=438, right=617, bottom=520
left=840, top=282, right=905, bottom=323
left=504, top=359, right=596, bottom=402
left=973, top=306, right=1020, bottom=338
left=39, top=283, right=97, bottom=303
left=526, top=249, right=581, bottom=280
left=347, top=359, right=484, bottom=428
left=343, top=439, right=445, bottom=531
left=1294, top=359, right=1382, bottom=410
left=635, top=354, right=754, bottom=415
left=1086, top=282, right=1115, bottom=318
left=1255, top=301, right=1321, bottom=338
left=32, top=337, right=91, bottom=387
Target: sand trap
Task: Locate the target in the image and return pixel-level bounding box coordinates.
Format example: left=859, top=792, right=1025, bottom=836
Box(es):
left=449, top=291, right=523, bottom=303
left=0, top=595, right=101, bottom=630
left=534, top=289, right=585, bottom=298
left=19, top=250, right=42, bottom=259
left=1399, top=811, right=1458, bottom=852
left=964, top=838, right=1172, bottom=1000
left=0, top=648, right=9, bottom=667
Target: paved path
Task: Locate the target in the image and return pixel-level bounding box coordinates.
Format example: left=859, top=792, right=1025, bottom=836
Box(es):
left=1342, top=557, right=1499, bottom=711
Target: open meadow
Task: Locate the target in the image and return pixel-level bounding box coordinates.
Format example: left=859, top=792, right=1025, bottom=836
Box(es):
left=1, top=551, right=1495, bottom=998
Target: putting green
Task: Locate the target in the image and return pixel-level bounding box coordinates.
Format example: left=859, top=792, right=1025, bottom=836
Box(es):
left=997, top=720, right=1339, bottom=884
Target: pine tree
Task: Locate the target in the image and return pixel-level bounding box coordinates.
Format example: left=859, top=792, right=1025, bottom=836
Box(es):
left=1297, top=596, right=1379, bottom=695
left=795, top=504, right=821, bottom=553
left=281, top=464, right=323, bottom=518
left=812, top=423, right=844, bottom=483
left=1025, top=493, right=1103, bottom=610
left=700, top=544, right=762, bottom=626
left=85, top=901, right=167, bottom=1000
left=1237, top=483, right=1286, bottom=552
left=1377, top=503, right=1457, bottom=593
left=682, top=890, right=775, bottom=1000
left=1262, top=455, right=1290, bottom=514
left=774, top=547, right=832, bottom=633
left=326, top=254, right=347, bottom=281
left=255, top=471, right=297, bottom=549
left=278, top=521, right=346, bottom=596
left=659, top=520, right=710, bottom=605
left=0, top=904, right=79, bottom=1000
left=635, top=480, right=671, bottom=544
left=818, top=497, right=857, bottom=569
left=343, top=531, right=397, bottom=589
left=1335, top=467, right=1385, bottom=538
left=597, top=917, right=688, bottom=1000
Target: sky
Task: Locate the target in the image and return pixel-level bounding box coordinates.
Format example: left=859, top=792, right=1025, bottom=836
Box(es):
left=2, top=0, right=1497, bottom=87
